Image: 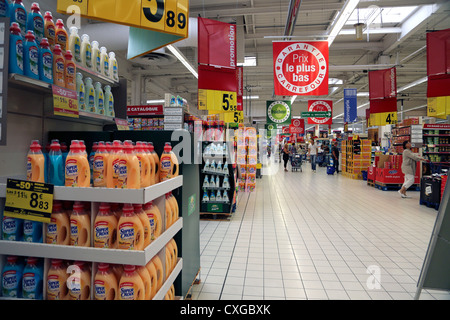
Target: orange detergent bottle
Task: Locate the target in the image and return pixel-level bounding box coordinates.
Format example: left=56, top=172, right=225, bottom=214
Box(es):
left=117, top=204, right=144, bottom=250
left=151, top=255, right=164, bottom=291
left=70, top=201, right=91, bottom=247
left=143, top=142, right=156, bottom=186
left=159, top=142, right=179, bottom=182
left=94, top=263, right=118, bottom=300
left=148, top=142, right=160, bottom=184
left=46, top=200, right=70, bottom=245
left=68, top=261, right=91, bottom=300
left=106, top=140, right=122, bottom=188
left=136, top=266, right=152, bottom=300
left=64, top=50, right=76, bottom=91
left=165, top=193, right=174, bottom=229
left=93, top=141, right=108, bottom=187
left=44, top=11, right=56, bottom=47
left=168, top=192, right=179, bottom=223
left=52, top=44, right=65, bottom=87
left=134, top=204, right=152, bottom=248
left=145, top=260, right=158, bottom=300
left=55, top=19, right=68, bottom=52
left=144, top=201, right=162, bottom=240
left=119, top=265, right=145, bottom=300
left=65, top=140, right=90, bottom=187
left=117, top=140, right=140, bottom=189
left=47, top=259, right=68, bottom=300
left=94, top=203, right=118, bottom=249
left=135, top=142, right=151, bottom=188
left=27, top=140, right=45, bottom=183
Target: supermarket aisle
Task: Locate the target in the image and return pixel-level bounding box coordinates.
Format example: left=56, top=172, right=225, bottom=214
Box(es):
left=193, top=164, right=450, bottom=300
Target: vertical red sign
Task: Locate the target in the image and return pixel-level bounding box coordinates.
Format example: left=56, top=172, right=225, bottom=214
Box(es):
left=236, top=66, right=244, bottom=111
left=369, top=67, right=397, bottom=114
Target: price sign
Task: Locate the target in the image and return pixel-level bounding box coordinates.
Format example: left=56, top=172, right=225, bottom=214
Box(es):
left=222, top=111, right=243, bottom=124
left=4, top=179, right=54, bottom=223
left=198, top=89, right=237, bottom=112
left=53, top=85, right=79, bottom=118
left=369, top=112, right=398, bottom=126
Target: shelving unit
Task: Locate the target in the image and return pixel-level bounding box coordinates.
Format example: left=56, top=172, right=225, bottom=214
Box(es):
left=422, top=124, right=450, bottom=165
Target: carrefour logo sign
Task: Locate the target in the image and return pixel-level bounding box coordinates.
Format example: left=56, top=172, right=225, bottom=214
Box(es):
left=267, top=101, right=291, bottom=125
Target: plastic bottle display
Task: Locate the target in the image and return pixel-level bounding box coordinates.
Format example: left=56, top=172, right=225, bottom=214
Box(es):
left=134, top=204, right=152, bottom=248
left=52, top=44, right=65, bottom=87
left=65, top=140, right=90, bottom=187
left=144, top=201, right=162, bottom=240
left=94, top=81, right=105, bottom=115
left=38, top=37, right=53, bottom=83
left=94, top=203, right=118, bottom=248
left=104, top=85, right=115, bottom=117
left=46, top=200, right=70, bottom=245
left=22, top=257, right=43, bottom=300
left=10, top=0, right=27, bottom=36
left=135, top=142, right=151, bottom=188
left=68, top=261, right=91, bottom=300
left=165, top=194, right=173, bottom=229
left=0, top=0, right=10, bottom=17
left=48, top=139, right=64, bottom=186
left=23, top=30, right=39, bottom=79
left=64, top=50, right=76, bottom=90
left=1, top=256, right=24, bottom=298
left=93, top=141, right=108, bottom=187
left=80, top=34, right=91, bottom=69
left=136, top=265, right=151, bottom=300
left=168, top=193, right=179, bottom=223
left=55, top=19, right=68, bottom=52
left=46, top=259, right=68, bottom=300
left=27, top=140, right=45, bottom=183
left=117, top=140, right=140, bottom=189
left=91, top=40, right=101, bottom=73
left=117, top=204, right=144, bottom=250
left=68, top=26, right=81, bottom=63
left=23, top=219, right=42, bottom=243
left=118, top=265, right=145, bottom=300
left=76, top=72, right=85, bottom=111
left=70, top=201, right=91, bottom=247
left=27, top=2, right=44, bottom=44
left=106, top=140, right=122, bottom=188
left=159, top=142, right=179, bottom=182
left=84, top=77, right=96, bottom=113
left=145, top=260, right=158, bottom=299
left=150, top=255, right=163, bottom=290
left=148, top=142, right=160, bottom=184
left=2, top=216, right=23, bottom=241
left=109, top=51, right=119, bottom=81
left=94, top=263, right=118, bottom=300
left=100, top=46, right=109, bottom=77
left=44, top=11, right=55, bottom=47
left=9, top=22, right=24, bottom=75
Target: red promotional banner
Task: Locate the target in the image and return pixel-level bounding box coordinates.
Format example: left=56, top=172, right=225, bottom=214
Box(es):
left=289, top=118, right=305, bottom=135
left=236, top=66, right=244, bottom=111
left=198, top=17, right=236, bottom=69
left=307, top=100, right=333, bottom=125
left=198, top=65, right=237, bottom=92
left=426, top=28, right=450, bottom=77
left=273, top=41, right=329, bottom=96
left=368, top=67, right=397, bottom=101
left=127, top=105, right=164, bottom=116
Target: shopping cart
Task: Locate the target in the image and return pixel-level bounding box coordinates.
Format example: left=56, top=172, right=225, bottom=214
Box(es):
left=291, top=154, right=303, bottom=172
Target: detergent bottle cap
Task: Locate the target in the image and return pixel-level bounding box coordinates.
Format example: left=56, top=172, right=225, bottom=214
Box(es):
left=122, top=203, right=134, bottom=216
left=44, top=11, right=53, bottom=21
left=40, top=37, right=50, bottom=49
left=26, top=257, right=38, bottom=265
left=10, top=22, right=21, bottom=35
left=53, top=44, right=62, bottom=56
left=56, top=19, right=65, bottom=28
left=164, top=142, right=172, bottom=152
left=25, top=30, right=36, bottom=42
left=29, top=140, right=42, bottom=152
left=98, top=263, right=110, bottom=272
left=30, top=2, right=41, bottom=12
left=123, top=265, right=136, bottom=273
left=52, top=200, right=63, bottom=212
left=64, top=50, right=73, bottom=61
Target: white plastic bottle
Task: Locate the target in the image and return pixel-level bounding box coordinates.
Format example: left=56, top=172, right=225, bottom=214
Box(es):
left=91, top=40, right=101, bottom=73
left=100, top=46, right=109, bottom=78
left=68, top=26, right=81, bottom=64
left=108, top=51, right=118, bottom=82
left=80, top=34, right=91, bottom=69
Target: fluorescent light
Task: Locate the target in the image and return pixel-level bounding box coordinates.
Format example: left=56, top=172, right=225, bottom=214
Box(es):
left=237, top=56, right=257, bottom=67
left=329, top=78, right=343, bottom=85
left=357, top=92, right=370, bottom=97
left=243, top=95, right=259, bottom=100
left=328, top=0, right=361, bottom=47
left=398, top=76, right=427, bottom=92
left=166, top=45, right=198, bottom=79
left=147, top=99, right=165, bottom=104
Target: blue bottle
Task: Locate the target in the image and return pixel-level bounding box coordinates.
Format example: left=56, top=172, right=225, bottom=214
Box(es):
left=22, top=257, right=43, bottom=300
left=9, top=22, right=24, bottom=75
left=0, top=0, right=10, bottom=17
left=48, top=139, right=64, bottom=186
left=38, top=37, right=53, bottom=84
left=1, top=256, right=24, bottom=298
left=10, top=0, right=27, bottom=36
left=23, top=30, right=39, bottom=80
left=26, top=2, right=44, bottom=44
left=23, top=219, right=42, bottom=243
left=2, top=216, right=23, bottom=241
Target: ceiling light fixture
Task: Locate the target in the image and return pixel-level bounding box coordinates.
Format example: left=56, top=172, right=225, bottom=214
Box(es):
left=166, top=44, right=198, bottom=79
left=328, top=0, right=361, bottom=47
left=146, top=99, right=165, bottom=104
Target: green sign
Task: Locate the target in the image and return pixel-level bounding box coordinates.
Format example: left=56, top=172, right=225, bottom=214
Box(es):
left=301, top=111, right=332, bottom=118
left=188, top=194, right=196, bottom=217
left=207, top=203, right=224, bottom=212
left=267, top=101, right=291, bottom=125
left=265, top=124, right=276, bottom=139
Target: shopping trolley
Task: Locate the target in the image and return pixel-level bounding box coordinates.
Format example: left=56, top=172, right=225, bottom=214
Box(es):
left=291, top=154, right=303, bottom=172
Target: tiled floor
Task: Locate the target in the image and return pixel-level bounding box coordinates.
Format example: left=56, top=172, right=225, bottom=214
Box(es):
left=191, top=162, right=450, bottom=300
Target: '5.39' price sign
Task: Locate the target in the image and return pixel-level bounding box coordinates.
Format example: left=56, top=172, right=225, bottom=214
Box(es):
left=4, top=179, right=54, bottom=223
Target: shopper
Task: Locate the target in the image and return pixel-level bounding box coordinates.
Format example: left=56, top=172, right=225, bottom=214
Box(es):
left=308, top=137, right=319, bottom=173
left=282, top=144, right=290, bottom=172
left=331, top=141, right=340, bottom=173
left=399, top=140, right=427, bottom=198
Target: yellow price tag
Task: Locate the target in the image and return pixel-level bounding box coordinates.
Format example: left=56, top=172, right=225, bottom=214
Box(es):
left=381, top=112, right=398, bottom=126
left=200, top=89, right=237, bottom=112
left=4, top=179, right=54, bottom=223
left=53, top=85, right=79, bottom=118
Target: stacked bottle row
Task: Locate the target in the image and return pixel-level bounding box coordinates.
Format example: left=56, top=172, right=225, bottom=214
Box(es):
left=77, top=74, right=114, bottom=117
left=26, top=139, right=179, bottom=189
left=1, top=248, right=177, bottom=300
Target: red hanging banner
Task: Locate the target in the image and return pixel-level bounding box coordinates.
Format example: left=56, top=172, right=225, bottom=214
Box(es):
left=368, top=67, right=398, bottom=126
left=236, top=66, right=244, bottom=111
left=289, top=118, right=305, bottom=135
left=307, top=100, right=333, bottom=125
left=272, top=41, right=329, bottom=96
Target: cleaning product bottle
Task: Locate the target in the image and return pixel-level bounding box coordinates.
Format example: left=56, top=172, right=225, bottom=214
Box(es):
left=52, top=44, right=65, bottom=87
left=44, top=142, right=50, bottom=183
left=23, top=218, right=42, bottom=243
left=100, top=46, right=109, bottom=77
left=88, top=142, right=97, bottom=184
left=93, top=141, right=108, bottom=188
left=65, top=140, right=90, bottom=187
left=68, top=26, right=81, bottom=64
left=64, top=49, right=76, bottom=90
left=46, top=200, right=70, bottom=245
left=109, top=51, right=119, bottom=81
left=106, top=140, right=122, bottom=188
left=142, top=142, right=156, bottom=186
left=27, top=2, right=44, bottom=44
left=165, top=193, right=173, bottom=229
left=27, top=140, right=45, bottom=183
left=134, top=204, right=152, bottom=248
left=84, top=77, right=96, bottom=113
left=136, top=265, right=151, bottom=300
left=1, top=256, right=24, bottom=298
left=48, top=139, right=64, bottom=186
left=202, top=190, right=209, bottom=203
left=160, top=142, right=179, bottom=182
left=38, top=37, right=53, bottom=84
left=0, top=0, right=10, bottom=17
left=104, top=85, right=115, bottom=117
left=117, top=203, right=144, bottom=250
left=94, top=81, right=105, bottom=115
left=9, top=22, right=24, bottom=75
left=22, top=257, right=43, bottom=300
left=150, top=255, right=163, bottom=291
left=76, top=72, right=85, bottom=111
left=118, top=140, right=140, bottom=189
left=68, top=261, right=91, bottom=300
left=94, top=263, right=118, bottom=300
left=144, top=201, right=162, bottom=240
left=119, top=265, right=145, bottom=300
left=70, top=201, right=91, bottom=247
left=148, top=142, right=160, bottom=184
left=145, top=260, right=158, bottom=299
left=94, top=203, right=118, bottom=248
left=169, top=193, right=179, bottom=222
left=10, top=0, right=26, bottom=36
left=91, top=40, right=101, bottom=73
left=44, top=11, right=55, bottom=47
left=46, top=259, right=68, bottom=300
left=2, top=216, right=23, bottom=241
left=23, top=30, right=39, bottom=80
left=135, top=142, right=151, bottom=188
left=55, top=18, right=68, bottom=52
